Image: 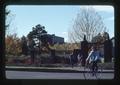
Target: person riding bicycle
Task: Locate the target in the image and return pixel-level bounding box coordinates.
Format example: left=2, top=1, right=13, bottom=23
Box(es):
left=86, top=46, right=101, bottom=76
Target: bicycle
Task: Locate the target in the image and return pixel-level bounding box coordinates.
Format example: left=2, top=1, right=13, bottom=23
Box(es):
left=84, top=60, right=103, bottom=79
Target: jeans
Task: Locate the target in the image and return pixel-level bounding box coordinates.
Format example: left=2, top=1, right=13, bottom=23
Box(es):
left=91, top=61, right=98, bottom=72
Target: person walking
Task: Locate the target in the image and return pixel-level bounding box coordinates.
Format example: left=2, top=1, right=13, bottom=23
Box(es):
left=69, top=52, right=74, bottom=68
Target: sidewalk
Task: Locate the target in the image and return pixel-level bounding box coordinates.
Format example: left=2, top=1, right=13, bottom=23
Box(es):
left=5, top=66, right=114, bottom=73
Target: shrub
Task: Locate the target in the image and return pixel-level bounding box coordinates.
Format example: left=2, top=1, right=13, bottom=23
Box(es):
left=5, top=33, right=22, bottom=55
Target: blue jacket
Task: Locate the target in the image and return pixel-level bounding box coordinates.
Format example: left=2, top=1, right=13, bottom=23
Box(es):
left=86, top=50, right=101, bottom=63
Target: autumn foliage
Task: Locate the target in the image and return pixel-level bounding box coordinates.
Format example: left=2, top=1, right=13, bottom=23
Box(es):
left=5, top=33, right=22, bottom=55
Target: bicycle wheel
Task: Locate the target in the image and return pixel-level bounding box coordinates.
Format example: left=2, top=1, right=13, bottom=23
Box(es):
left=84, top=64, right=93, bottom=79
left=95, top=63, right=103, bottom=79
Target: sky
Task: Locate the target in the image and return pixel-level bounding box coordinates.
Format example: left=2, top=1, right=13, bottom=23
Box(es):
left=6, top=5, right=114, bottom=42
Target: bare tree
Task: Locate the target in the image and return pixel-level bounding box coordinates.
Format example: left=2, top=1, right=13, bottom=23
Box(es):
left=68, top=7, right=107, bottom=43
left=5, top=8, right=15, bottom=36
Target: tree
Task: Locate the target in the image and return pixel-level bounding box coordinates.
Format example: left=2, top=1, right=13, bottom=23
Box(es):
left=5, top=8, right=16, bottom=36
left=102, top=32, right=110, bottom=41
left=5, top=8, right=20, bottom=55
left=91, top=33, right=103, bottom=43
left=27, top=24, right=53, bottom=51
left=5, top=33, right=22, bottom=55
left=68, top=7, right=107, bottom=43
left=5, top=9, right=11, bottom=29
left=91, top=32, right=110, bottom=43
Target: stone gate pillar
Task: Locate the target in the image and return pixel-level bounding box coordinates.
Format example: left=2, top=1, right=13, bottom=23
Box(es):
left=81, top=35, right=89, bottom=66
left=104, top=38, right=113, bottom=62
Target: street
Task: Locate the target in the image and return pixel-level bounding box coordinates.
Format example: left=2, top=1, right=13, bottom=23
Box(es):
left=6, top=71, right=114, bottom=79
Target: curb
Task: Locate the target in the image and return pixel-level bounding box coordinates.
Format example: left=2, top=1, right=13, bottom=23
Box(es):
left=6, top=67, right=114, bottom=73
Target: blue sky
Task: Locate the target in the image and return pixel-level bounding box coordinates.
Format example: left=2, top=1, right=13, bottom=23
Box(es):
left=6, top=5, right=114, bottom=42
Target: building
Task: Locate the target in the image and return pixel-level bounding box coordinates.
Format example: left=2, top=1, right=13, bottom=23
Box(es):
left=33, top=33, right=64, bottom=47
left=51, top=34, right=64, bottom=44
left=39, top=34, right=64, bottom=44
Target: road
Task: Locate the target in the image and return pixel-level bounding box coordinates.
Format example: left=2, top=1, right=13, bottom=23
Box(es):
left=6, top=71, right=114, bottom=79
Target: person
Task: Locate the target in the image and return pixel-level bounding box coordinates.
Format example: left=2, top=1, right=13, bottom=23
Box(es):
left=77, top=49, right=83, bottom=66
left=86, top=46, right=101, bottom=76
left=69, top=53, right=74, bottom=68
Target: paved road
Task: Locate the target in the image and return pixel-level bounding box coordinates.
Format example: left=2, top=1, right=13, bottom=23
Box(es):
left=6, top=71, right=114, bottom=79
